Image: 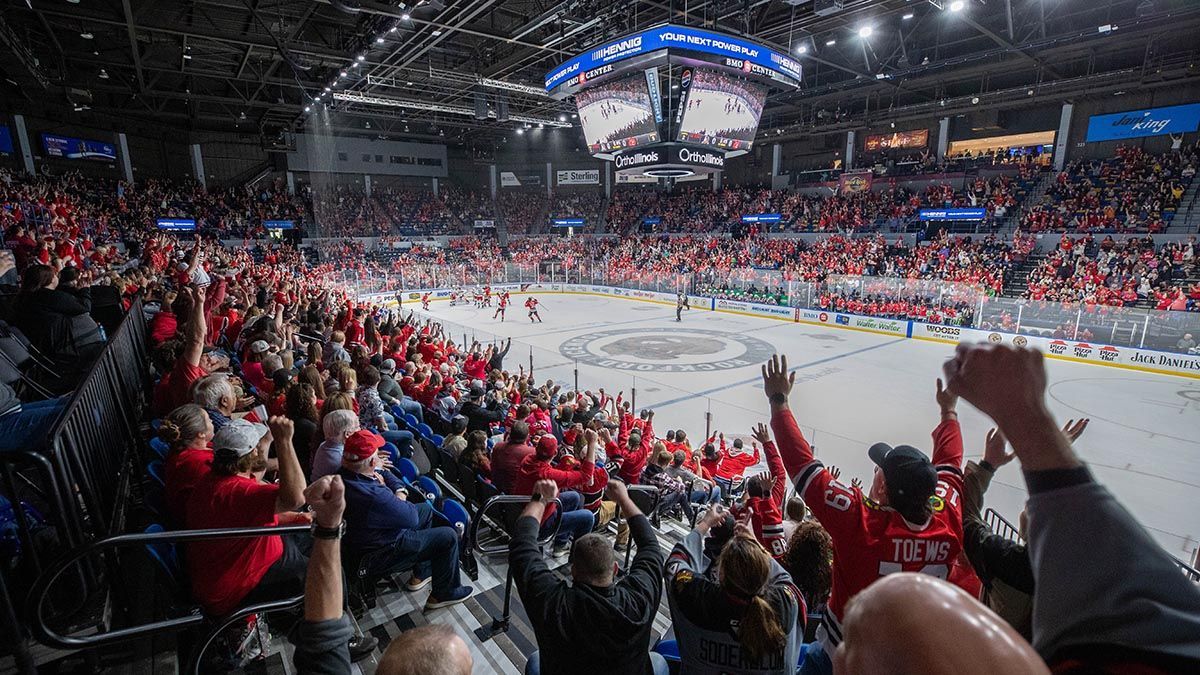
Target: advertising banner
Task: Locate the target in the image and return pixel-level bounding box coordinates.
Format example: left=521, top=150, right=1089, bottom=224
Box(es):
left=0, top=126, right=12, bottom=155
left=157, top=218, right=196, bottom=232
left=500, top=172, right=521, bottom=187
left=551, top=217, right=586, bottom=227
left=545, top=24, right=802, bottom=94
left=838, top=171, right=872, bottom=195
left=42, top=133, right=117, bottom=161
left=740, top=213, right=782, bottom=224
left=263, top=220, right=294, bottom=229
left=864, top=129, right=929, bottom=152
left=474, top=219, right=497, bottom=229
left=918, top=208, right=987, bottom=221
left=556, top=169, right=600, bottom=185
left=1085, top=103, right=1200, bottom=142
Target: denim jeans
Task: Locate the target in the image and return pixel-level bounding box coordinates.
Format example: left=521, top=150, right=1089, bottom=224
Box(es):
left=690, top=484, right=721, bottom=505
left=373, top=502, right=462, bottom=598
left=0, top=397, right=69, bottom=452
left=397, top=397, right=424, bottom=422
left=525, top=650, right=667, bottom=675
left=378, top=429, right=414, bottom=459
left=539, top=490, right=595, bottom=546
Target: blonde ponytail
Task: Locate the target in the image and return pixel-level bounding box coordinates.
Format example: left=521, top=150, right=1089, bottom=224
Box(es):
left=717, top=533, right=789, bottom=661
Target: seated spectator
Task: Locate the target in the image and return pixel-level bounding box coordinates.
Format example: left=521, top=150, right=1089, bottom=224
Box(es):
left=780, top=495, right=809, bottom=543
left=192, top=373, right=238, bottom=432
left=441, top=415, right=468, bottom=459
left=311, top=409, right=360, bottom=481
left=378, top=358, right=423, bottom=422
left=183, top=417, right=307, bottom=616
left=834, top=573, right=1048, bottom=675
left=356, top=365, right=414, bottom=458
left=664, top=505, right=806, bottom=672
left=491, top=421, right=535, bottom=493
left=512, top=479, right=667, bottom=675
left=292, top=477, right=470, bottom=673
left=643, top=446, right=694, bottom=523
left=13, top=264, right=105, bottom=387
left=337, top=429, right=473, bottom=610
left=159, top=403, right=214, bottom=524
left=781, top=520, right=834, bottom=616
left=667, top=449, right=722, bottom=505
left=457, top=429, right=491, bottom=479
left=709, top=433, right=760, bottom=496
left=514, top=435, right=597, bottom=556
left=285, top=383, right=322, bottom=474
left=459, top=383, right=505, bottom=434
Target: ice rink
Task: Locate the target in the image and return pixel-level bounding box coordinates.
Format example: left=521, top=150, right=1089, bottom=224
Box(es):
left=413, top=292, right=1200, bottom=559
left=680, top=93, right=760, bottom=138
left=578, top=99, right=654, bottom=146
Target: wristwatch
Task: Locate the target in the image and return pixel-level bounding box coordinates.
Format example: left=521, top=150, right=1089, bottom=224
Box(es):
left=529, top=493, right=543, bottom=503
left=769, top=393, right=788, bottom=405
left=311, top=520, right=346, bottom=540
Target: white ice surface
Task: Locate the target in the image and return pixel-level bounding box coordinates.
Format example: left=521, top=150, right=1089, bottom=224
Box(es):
left=416, top=293, right=1200, bottom=558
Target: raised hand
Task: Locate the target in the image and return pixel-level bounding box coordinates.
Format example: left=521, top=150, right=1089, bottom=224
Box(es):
left=935, top=378, right=958, bottom=415
left=532, top=479, right=559, bottom=504
left=761, top=354, right=795, bottom=403
left=267, top=415, right=294, bottom=443
left=303, top=475, right=345, bottom=528
left=1062, top=418, right=1090, bottom=443
left=942, top=343, right=1048, bottom=430
left=984, top=428, right=1016, bottom=469
left=828, top=465, right=842, bottom=480
left=750, top=422, right=772, bottom=447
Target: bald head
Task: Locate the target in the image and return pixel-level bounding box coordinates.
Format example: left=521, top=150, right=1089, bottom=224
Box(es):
left=377, top=624, right=472, bottom=675
left=835, top=573, right=1048, bottom=675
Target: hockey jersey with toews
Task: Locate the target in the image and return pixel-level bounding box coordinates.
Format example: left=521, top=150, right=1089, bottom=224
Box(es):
left=770, top=407, right=965, bottom=652
left=730, top=439, right=788, bottom=559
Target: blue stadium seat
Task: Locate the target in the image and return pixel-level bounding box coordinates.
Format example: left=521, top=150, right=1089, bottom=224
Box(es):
left=415, top=476, right=441, bottom=500
left=440, top=499, right=470, bottom=533
left=416, top=422, right=434, bottom=439
left=653, top=639, right=680, bottom=663
left=146, top=460, right=165, bottom=487
left=396, top=458, right=420, bottom=482
left=430, top=434, right=445, bottom=447
left=143, top=523, right=181, bottom=588
left=404, top=413, right=420, bottom=429
left=149, top=436, right=169, bottom=459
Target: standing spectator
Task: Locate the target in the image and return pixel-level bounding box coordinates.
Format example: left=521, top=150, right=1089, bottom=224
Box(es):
left=514, top=434, right=596, bottom=556
left=762, top=356, right=965, bottom=675
left=512, top=479, right=667, bottom=675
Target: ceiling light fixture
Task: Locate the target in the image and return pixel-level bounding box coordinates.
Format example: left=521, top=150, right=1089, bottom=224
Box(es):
left=796, top=44, right=808, bottom=54
left=903, top=13, right=914, bottom=20
left=825, top=39, right=837, bottom=46
left=858, top=26, right=873, bottom=38
left=80, top=31, right=94, bottom=39
left=304, top=106, right=311, bottom=112
left=356, top=54, right=366, bottom=62
left=401, top=13, right=411, bottom=20
left=376, top=37, right=385, bottom=44
left=949, top=1, right=965, bottom=12
left=98, top=68, right=109, bottom=79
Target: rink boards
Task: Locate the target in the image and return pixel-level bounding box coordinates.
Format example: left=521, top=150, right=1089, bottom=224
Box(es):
left=367, top=284, right=1200, bottom=380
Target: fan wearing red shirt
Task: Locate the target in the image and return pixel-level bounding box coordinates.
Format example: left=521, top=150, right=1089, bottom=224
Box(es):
left=158, top=404, right=214, bottom=526
left=762, top=355, right=965, bottom=669
left=730, top=423, right=788, bottom=559
left=711, top=436, right=761, bottom=493
left=612, top=411, right=655, bottom=484
left=152, top=286, right=226, bottom=416
left=183, top=416, right=307, bottom=617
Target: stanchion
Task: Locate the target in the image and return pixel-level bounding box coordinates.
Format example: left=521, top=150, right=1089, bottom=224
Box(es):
left=704, top=410, right=712, bottom=444
left=631, top=387, right=636, bottom=413
left=574, top=362, right=579, bottom=393
left=529, top=346, right=534, bottom=377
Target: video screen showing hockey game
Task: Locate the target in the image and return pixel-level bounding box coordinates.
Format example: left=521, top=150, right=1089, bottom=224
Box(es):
left=575, top=73, right=660, bottom=154
left=677, top=68, right=767, bottom=151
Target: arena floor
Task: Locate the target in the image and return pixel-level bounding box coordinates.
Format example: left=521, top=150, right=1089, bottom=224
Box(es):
left=416, top=291, right=1200, bottom=559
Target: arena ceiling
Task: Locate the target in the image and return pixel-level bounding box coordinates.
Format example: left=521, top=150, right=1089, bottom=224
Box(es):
left=1, top=0, right=1199, bottom=146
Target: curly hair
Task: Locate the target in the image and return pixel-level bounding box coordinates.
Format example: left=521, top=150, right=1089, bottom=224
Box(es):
left=781, top=520, right=834, bottom=609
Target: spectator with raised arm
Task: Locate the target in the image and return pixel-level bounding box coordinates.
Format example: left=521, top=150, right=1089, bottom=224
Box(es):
left=512, top=478, right=667, bottom=675
left=730, top=423, right=789, bottom=559
left=761, top=355, right=967, bottom=675
left=941, top=342, right=1200, bottom=671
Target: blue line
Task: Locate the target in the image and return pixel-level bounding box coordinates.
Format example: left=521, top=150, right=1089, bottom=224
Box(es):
left=642, top=337, right=909, bottom=410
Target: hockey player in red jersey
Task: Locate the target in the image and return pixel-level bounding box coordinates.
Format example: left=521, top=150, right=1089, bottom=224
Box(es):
left=729, top=422, right=788, bottom=559
left=525, top=297, right=542, bottom=323
left=421, top=292, right=431, bottom=311
left=762, top=355, right=965, bottom=674
left=493, top=292, right=509, bottom=321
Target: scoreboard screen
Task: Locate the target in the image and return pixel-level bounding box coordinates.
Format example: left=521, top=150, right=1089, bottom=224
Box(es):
left=676, top=68, right=767, bottom=151
left=575, top=73, right=661, bottom=154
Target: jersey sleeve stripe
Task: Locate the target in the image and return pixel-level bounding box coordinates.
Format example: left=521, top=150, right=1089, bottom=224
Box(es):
left=795, top=461, right=825, bottom=498
left=935, top=464, right=964, bottom=477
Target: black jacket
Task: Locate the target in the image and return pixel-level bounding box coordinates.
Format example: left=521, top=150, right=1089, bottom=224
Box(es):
left=14, top=288, right=104, bottom=369
left=511, top=513, right=664, bottom=675
left=458, top=398, right=504, bottom=434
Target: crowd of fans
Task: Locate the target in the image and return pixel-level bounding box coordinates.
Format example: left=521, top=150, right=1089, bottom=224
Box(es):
left=497, top=189, right=550, bottom=235
left=1022, top=145, right=1197, bottom=233
left=2, top=153, right=1199, bottom=675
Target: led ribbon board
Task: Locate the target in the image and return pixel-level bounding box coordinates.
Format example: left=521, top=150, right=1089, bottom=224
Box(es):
left=545, top=25, right=801, bottom=97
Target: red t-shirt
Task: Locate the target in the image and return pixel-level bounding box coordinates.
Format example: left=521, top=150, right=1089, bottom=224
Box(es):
left=184, top=473, right=282, bottom=616
left=153, top=359, right=207, bottom=416
left=164, top=446, right=211, bottom=525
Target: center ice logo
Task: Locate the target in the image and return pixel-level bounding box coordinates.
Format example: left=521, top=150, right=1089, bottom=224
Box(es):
left=560, top=328, right=776, bottom=372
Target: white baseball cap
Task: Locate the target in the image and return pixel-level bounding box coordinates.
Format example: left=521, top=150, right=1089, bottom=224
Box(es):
left=213, top=419, right=269, bottom=457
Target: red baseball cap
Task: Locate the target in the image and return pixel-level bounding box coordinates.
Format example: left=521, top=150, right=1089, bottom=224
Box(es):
left=535, top=435, right=558, bottom=460
left=344, top=430, right=385, bottom=461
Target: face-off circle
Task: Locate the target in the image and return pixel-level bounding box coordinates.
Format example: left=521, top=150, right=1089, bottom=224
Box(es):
left=559, top=328, right=775, bottom=372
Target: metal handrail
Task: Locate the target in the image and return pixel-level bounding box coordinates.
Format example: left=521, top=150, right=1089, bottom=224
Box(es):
left=983, top=507, right=1024, bottom=545
left=470, top=495, right=563, bottom=556
left=27, top=524, right=309, bottom=650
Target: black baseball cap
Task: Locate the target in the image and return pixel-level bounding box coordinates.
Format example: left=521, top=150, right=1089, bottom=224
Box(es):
left=867, top=443, right=937, bottom=509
